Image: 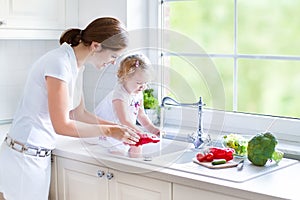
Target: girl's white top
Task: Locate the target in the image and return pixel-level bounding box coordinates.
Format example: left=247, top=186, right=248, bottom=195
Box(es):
left=92, top=83, right=142, bottom=150
left=8, top=43, right=83, bottom=149
left=95, top=83, right=143, bottom=124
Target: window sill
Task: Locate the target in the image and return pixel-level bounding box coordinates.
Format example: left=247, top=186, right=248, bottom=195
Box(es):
left=277, top=141, right=300, bottom=160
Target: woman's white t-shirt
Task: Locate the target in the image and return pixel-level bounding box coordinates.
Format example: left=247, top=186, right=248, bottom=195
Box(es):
left=0, top=43, right=83, bottom=200
left=8, top=43, right=83, bottom=149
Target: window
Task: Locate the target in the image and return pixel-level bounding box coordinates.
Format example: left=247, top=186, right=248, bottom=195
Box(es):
left=161, top=0, right=300, bottom=118
left=159, top=0, right=300, bottom=145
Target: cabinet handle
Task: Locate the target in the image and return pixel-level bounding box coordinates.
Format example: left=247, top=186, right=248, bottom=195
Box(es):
left=0, top=21, right=6, bottom=26
left=106, top=172, right=114, bottom=180
left=97, top=170, right=105, bottom=178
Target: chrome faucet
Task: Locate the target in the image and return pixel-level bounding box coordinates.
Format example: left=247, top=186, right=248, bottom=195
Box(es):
left=161, top=96, right=211, bottom=148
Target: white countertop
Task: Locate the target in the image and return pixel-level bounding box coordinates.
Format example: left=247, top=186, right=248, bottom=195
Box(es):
left=53, top=135, right=300, bottom=200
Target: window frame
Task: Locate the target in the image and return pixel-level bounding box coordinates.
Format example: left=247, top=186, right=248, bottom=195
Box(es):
left=156, top=0, right=300, bottom=147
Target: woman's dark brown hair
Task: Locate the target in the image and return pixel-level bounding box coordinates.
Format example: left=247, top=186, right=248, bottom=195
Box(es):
left=59, top=17, right=128, bottom=51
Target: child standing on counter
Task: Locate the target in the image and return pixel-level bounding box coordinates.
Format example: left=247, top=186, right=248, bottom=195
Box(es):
left=94, top=54, right=161, bottom=152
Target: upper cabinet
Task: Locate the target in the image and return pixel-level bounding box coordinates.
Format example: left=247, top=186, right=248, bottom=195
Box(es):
left=0, top=0, right=78, bottom=39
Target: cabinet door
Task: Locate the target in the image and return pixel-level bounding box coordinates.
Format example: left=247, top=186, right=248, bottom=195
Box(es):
left=0, top=0, right=77, bottom=29
left=0, top=0, right=78, bottom=39
left=49, top=156, right=58, bottom=200
left=173, top=183, right=247, bottom=200
left=109, top=170, right=172, bottom=200
left=56, top=157, right=109, bottom=200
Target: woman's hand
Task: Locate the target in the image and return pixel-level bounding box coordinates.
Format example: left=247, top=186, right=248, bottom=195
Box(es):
left=107, top=125, right=140, bottom=145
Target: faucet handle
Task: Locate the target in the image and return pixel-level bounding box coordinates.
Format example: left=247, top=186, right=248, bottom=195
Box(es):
left=187, top=132, right=196, bottom=143
left=188, top=131, right=211, bottom=149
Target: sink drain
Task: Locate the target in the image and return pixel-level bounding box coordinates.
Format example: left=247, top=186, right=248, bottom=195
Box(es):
left=143, top=156, right=152, bottom=161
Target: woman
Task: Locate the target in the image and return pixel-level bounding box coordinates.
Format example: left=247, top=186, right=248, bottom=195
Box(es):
left=0, top=17, right=139, bottom=200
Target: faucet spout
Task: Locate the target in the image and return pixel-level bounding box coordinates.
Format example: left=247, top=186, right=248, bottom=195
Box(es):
left=161, top=96, right=211, bottom=148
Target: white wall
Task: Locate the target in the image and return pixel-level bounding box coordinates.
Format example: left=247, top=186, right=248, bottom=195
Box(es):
left=78, top=0, right=128, bottom=112
left=0, top=0, right=129, bottom=120
left=78, top=0, right=127, bottom=28
left=0, top=40, right=59, bottom=121
left=0, top=0, right=156, bottom=120
left=79, top=0, right=160, bottom=112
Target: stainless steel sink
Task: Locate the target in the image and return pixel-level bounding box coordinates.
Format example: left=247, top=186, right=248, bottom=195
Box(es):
left=154, top=139, right=226, bottom=166
left=171, top=150, right=199, bottom=164
left=145, top=145, right=203, bottom=168
left=141, top=138, right=193, bottom=158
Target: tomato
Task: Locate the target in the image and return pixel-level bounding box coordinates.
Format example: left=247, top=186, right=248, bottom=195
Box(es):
left=196, top=153, right=206, bottom=162
left=196, top=152, right=214, bottom=162
left=205, top=152, right=214, bottom=162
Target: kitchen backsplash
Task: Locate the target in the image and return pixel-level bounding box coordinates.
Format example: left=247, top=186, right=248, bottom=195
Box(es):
left=0, top=40, right=117, bottom=120
left=83, top=63, right=118, bottom=112
left=0, top=40, right=59, bottom=120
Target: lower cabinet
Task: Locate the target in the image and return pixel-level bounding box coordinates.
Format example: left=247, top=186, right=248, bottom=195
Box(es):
left=53, top=156, right=171, bottom=200
left=51, top=156, right=251, bottom=200
left=109, top=170, right=171, bottom=200
left=56, top=156, right=108, bottom=200
left=173, top=183, right=246, bottom=200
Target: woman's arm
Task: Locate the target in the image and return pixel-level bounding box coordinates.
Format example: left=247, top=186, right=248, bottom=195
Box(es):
left=69, top=97, right=116, bottom=125
left=46, top=76, right=139, bottom=143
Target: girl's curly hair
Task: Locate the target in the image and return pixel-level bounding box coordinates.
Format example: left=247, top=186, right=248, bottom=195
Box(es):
left=117, top=54, right=153, bottom=82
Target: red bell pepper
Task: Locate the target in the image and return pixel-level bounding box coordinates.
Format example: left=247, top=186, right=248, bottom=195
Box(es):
left=196, top=147, right=234, bottom=163
left=131, top=133, right=160, bottom=146
left=209, top=147, right=234, bottom=161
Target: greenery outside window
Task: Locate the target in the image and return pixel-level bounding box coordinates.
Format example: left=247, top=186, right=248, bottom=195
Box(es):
left=161, top=0, right=300, bottom=118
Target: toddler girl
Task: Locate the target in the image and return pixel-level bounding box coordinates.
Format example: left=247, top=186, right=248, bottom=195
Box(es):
left=94, top=54, right=161, bottom=153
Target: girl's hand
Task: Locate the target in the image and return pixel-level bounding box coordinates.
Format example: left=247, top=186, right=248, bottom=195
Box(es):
left=107, top=125, right=140, bottom=145
left=157, top=130, right=166, bottom=137
left=146, top=126, right=161, bottom=136
left=152, top=127, right=161, bottom=136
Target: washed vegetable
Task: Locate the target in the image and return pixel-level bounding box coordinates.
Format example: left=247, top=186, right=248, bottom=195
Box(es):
left=212, top=159, right=227, bottom=165
left=196, top=153, right=206, bottom=162
left=247, top=132, right=283, bottom=166
left=131, top=133, right=160, bottom=146
left=196, top=147, right=234, bottom=163
left=196, top=152, right=214, bottom=162
left=223, top=133, right=248, bottom=156
left=210, top=147, right=234, bottom=161
left=271, top=150, right=284, bottom=164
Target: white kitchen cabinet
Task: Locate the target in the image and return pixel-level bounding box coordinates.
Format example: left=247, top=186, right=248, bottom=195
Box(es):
left=0, top=0, right=78, bottom=39
left=54, top=156, right=171, bottom=200
left=49, top=156, right=58, bottom=200
left=109, top=170, right=171, bottom=200
left=56, top=156, right=108, bottom=200
left=173, top=183, right=247, bottom=200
